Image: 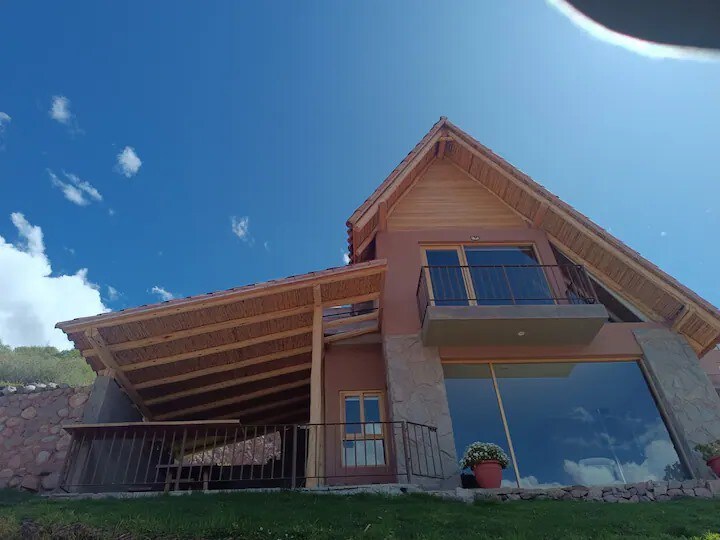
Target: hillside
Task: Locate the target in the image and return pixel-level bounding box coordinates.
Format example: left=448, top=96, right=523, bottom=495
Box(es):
left=0, top=343, right=95, bottom=387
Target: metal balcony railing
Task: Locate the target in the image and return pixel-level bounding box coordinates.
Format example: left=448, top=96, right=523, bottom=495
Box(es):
left=417, top=264, right=598, bottom=324
left=58, top=420, right=442, bottom=493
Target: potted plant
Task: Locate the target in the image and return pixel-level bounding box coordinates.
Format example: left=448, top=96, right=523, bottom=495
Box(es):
left=460, top=442, right=509, bottom=489
left=695, top=440, right=720, bottom=475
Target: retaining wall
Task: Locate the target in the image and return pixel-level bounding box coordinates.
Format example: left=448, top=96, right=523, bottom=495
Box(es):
left=0, top=386, right=89, bottom=492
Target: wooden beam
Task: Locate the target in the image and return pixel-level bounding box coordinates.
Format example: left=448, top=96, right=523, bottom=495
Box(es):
left=672, top=306, right=694, bottom=332
left=213, top=394, right=311, bottom=421
left=324, top=324, right=379, bottom=344
left=377, top=201, right=388, bottom=232
left=58, top=260, right=387, bottom=333
left=145, top=366, right=309, bottom=406
left=158, top=388, right=311, bottom=421
left=84, top=329, right=154, bottom=420
left=322, top=292, right=380, bottom=308
left=122, top=325, right=313, bottom=372
left=307, top=285, right=325, bottom=487
left=436, top=137, right=448, bottom=159
left=133, top=346, right=312, bottom=390
left=532, top=202, right=549, bottom=228
left=323, top=311, right=378, bottom=330
left=84, top=305, right=314, bottom=356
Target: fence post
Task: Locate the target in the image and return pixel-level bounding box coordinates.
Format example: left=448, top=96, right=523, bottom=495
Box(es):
left=402, top=421, right=412, bottom=485
left=291, top=424, right=298, bottom=489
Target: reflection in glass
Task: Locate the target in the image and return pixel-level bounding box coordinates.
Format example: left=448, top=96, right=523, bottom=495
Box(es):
left=364, top=396, right=382, bottom=435
left=344, top=396, right=361, bottom=435
left=494, top=361, right=686, bottom=487
left=343, top=440, right=386, bottom=466
left=443, top=364, right=518, bottom=487
left=426, top=250, right=468, bottom=306
left=464, top=247, right=553, bottom=306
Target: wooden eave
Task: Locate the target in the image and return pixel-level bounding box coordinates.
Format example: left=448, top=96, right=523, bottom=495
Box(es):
left=56, top=260, right=386, bottom=421
left=346, top=118, right=720, bottom=355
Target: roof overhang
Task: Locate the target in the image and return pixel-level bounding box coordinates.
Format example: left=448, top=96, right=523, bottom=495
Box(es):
left=346, top=117, right=720, bottom=355
left=56, top=260, right=387, bottom=421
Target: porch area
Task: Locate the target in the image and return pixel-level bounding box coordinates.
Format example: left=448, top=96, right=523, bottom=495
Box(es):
left=54, top=260, right=444, bottom=493
left=58, top=420, right=442, bottom=493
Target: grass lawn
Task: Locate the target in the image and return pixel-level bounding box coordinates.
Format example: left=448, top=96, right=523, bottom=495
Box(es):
left=1, top=490, right=720, bottom=539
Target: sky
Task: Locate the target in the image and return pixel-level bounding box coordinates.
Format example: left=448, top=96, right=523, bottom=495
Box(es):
left=0, top=1, right=719, bottom=349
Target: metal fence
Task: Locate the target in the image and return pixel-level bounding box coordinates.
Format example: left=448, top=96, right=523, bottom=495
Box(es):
left=417, top=264, right=598, bottom=324
left=59, top=420, right=442, bottom=493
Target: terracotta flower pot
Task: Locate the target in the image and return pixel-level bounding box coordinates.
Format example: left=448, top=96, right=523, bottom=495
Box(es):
left=707, top=456, right=720, bottom=476
left=472, top=460, right=502, bottom=488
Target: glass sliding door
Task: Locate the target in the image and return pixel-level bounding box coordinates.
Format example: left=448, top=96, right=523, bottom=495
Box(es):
left=425, top=249, right=469, bottom=306
left=463, top=247, right=553, bottom=305
left=442, top=360, right=687, bottom=488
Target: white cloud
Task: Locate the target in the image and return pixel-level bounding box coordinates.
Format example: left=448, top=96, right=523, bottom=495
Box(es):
left=116, top=146, right=142, bottom=177
left=263, top=241, right=270, bottom=252
left=342, top=251, right=351, bottom=265
left=660, top=231, right=667, bottom=237
left=151, top=285, right=175, bottom=302
left=0, top=112, right=11, bottom=148
left=547, top=0, right=720, bottom=61
left=231, top=216, right=252, bottom=244
left=0, top=213, right=108, bottom=349
left=48, top=170, right=103, bottom=206
left=568, top=406, right=595, bottom=424
left=107, top=285, right=120, bottom=301
left=563, top=421, right=681, bottom=486
left=49, top=96, right=71, bottom=123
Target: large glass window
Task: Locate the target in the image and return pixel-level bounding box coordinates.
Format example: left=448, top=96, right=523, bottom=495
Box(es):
left=464, top=247, right=553, bottom=306
left=423, top=245, right=553, bottom=307
left=425, top=249, right=468, bottom=306
left=444, top=364, right=518, bottom=487
left=443, top=361, right=686, bottom=488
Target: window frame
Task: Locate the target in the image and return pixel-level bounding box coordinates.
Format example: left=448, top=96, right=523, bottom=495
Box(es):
left=339, top=390, right=387, bottom=467
left=421, top=243, right=546, bottom=306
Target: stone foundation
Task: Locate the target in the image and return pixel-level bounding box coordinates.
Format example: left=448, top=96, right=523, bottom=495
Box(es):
left=0, top=386, right=89, bottom=492
left=430, top=479, right=720, bottom=503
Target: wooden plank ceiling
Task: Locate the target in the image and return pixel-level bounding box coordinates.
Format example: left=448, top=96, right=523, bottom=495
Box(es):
left=56, top=261, right=386, bottom=422
left=346, top=118, right=720, bottom=355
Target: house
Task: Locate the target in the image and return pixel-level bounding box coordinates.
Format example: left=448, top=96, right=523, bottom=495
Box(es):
left=55, top=117, right=720, bottom=493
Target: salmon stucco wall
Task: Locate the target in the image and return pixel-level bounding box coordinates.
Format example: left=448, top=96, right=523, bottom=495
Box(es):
left=0, top=386, right=90, bottom=492
left=375, top=228, right=556, bottom=336
left=323, top=342, right=390, bottom=484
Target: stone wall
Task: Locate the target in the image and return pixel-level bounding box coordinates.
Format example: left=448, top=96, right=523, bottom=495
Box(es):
left=634, top=328, right=720, bottom=479
left=383, top=334, right=458, bottom=487
left=0, top=386, right=89, bottom=492
left=435, top=478, right=720, bottom=504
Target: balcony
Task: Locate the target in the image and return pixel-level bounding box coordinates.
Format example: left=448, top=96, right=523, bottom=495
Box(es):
left=417, top=264, right=608, bottom=346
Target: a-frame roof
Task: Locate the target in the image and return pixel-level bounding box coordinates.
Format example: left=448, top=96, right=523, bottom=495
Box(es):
left=346, top=117, right=720, bottom=356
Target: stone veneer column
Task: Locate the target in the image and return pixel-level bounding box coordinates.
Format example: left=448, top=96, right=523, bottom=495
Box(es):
left=383, top=334, right=459, bottom=488
left=634, top=328, right=720, bottom=479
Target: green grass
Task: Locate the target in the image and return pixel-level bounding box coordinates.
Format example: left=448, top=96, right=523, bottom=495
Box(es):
left=1, top=490, right=720, bottom=539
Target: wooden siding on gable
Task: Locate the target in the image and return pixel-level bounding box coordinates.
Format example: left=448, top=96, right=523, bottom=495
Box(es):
left=387, top=160, right=525, bottom=231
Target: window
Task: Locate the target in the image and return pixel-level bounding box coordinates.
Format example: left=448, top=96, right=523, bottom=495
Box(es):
left=423, top=245, right=554, bottom=306
left=444, top=361, right=687, bottom=488
left=341, top=391, right=386, bottom=467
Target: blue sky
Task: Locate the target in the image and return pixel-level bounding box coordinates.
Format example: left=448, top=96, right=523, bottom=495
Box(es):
left=0, top=1, right=719, bottom=348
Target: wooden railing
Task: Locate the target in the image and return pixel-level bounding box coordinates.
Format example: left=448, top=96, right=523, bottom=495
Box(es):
left=59, top=420, right=442, bottom=493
